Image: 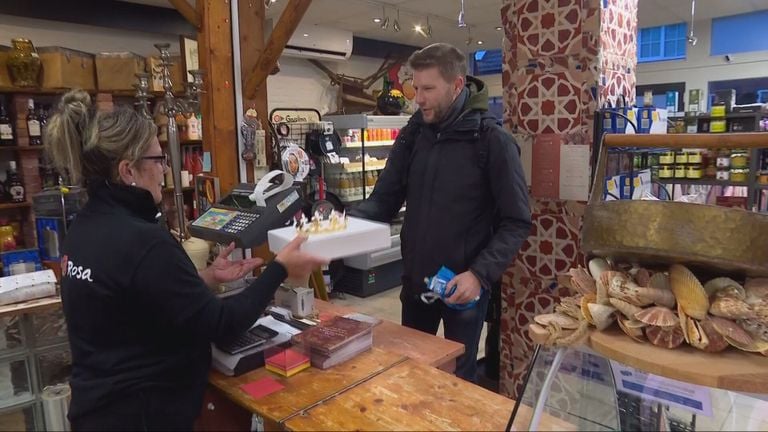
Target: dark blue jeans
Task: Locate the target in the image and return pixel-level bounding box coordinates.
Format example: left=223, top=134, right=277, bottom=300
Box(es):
left=401, top=289, right=490, bottom=382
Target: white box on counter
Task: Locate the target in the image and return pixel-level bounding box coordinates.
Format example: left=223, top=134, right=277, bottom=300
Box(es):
left=267, top=217, right=391, bottom=260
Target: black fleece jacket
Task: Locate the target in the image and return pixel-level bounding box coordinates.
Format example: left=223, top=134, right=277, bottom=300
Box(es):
left=61, top=179, right=287, bottom=422
left=350, top=76, right=532, bottom=296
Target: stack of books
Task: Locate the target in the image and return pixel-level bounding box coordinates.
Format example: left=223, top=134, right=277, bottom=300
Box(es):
left=291, top=316, right=374, bottom=369
left=265, top=348, right=311, bottom=377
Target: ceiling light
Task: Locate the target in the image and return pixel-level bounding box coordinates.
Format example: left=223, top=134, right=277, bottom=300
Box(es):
left=270, top=0, right=277, bottom=3
left=477, top=40, right=484, bottom=45
left=373, top=18, right=382, bottom=23
left=303, top=33, right=309, bottom=37
left=393, top=9, right=401, bottom=32
left=380, top=6, right=389, bottom=29
left=495, top=26, right=503, bottom=31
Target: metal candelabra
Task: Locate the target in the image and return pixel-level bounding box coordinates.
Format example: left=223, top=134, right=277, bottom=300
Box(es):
left=136, top=42, right=205, bottom=241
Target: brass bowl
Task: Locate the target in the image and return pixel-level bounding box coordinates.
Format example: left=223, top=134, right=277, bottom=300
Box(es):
left=582, top=200, right=768, bottom=277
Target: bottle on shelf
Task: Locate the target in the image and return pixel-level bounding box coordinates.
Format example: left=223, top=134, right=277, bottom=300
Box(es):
left=6, top=161, right=25, bottom=203
left=37, top=104, right=48, bottom=145
left=27, top=99, right=42, bottom=146
left=192, top=148, right=203, bottom=176
left=0, top=100, right=14, bottom=147
left=187, top=113, right=200, bottom=141
left=183, top=147, right=193, bottom=173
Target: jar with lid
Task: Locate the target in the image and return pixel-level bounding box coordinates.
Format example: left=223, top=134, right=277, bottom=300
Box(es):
left=659, top=151, right=675, bottom=165
left=730, top=150, right=749, bottom=169
left=687, top=150, right=703, bottom=164
left=716, top=149, right=731, bottom=169
left=730, top=168, right=749, bottom=183
left=658, top=165, right=674, bottom=179
left=716, top=169, right=730, bottom=181
left=674, top=165, right=687, bottom=179
left=675, top=151, right=688, bottom=164
left=686, top=164, right=703, bottom=179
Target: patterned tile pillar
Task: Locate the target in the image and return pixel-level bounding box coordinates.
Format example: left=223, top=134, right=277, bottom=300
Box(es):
left=498, top=0, right=637, bottom=399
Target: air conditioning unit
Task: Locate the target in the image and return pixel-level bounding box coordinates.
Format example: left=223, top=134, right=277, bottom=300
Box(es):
left=283, top=24, right=353, bottom=61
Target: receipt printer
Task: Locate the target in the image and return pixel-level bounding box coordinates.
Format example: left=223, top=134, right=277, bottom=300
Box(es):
left=189, top=171, right=303, bottom=248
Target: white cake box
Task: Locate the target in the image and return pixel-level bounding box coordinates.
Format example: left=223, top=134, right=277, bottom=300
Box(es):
left=267, top=217, right=391, bottom=260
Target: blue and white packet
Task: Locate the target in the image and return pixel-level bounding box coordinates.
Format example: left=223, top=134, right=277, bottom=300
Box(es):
left=421, top=266, right=479, bottom=310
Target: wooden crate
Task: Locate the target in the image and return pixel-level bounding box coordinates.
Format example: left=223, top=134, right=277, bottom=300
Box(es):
left=95, top=52, right=146, bottom=91
left=0, top=45, right=11, bottom=87
left=37, top=46, right=96, bottom=91
left=147, top=55, right=185, bottom=93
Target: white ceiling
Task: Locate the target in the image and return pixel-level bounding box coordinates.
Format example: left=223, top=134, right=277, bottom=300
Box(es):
left=121, top=0, right=768, bottom=52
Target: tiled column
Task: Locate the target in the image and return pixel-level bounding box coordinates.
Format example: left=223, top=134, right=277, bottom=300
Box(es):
left=498, top=0, right=637, bottom=399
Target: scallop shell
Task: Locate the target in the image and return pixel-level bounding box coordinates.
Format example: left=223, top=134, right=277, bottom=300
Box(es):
left=609, top=298, right=644, bottom=320
left=636, top=286, right=676, bottom=309
left=580, top=294, right=597, bottom=324
left=699, top=318, right=730, bottom=353
left=556, top=296, right=583, bottom=320
left=634, top=268, right=652, bottom=288
left=528, top=323, right=552, bottom=345
left=709, top=316, right=754, bottom=346
left=634, top=306, right=679, bottom=327
left=587, top=303, right=616, bottom=331
left=608, top=277, right=654, bottom=307
left=645, top=325, right=685, bottom=349
left=617, top=316, right=645, bottom=343
left=669, top=264, right=710, bottom=320
left=724, top=334, right=768, bottom=352
left=569, top=267, right=596, bottom=296
left=557, top=274, right=573, bottom=291
left=649, top=273, right=671, bottom=291
left=709, top=295, right=756, bottom=320
left=745, top=278, right=768, bottom=303
left=588, top=258, right=611, bottom=280
left=623, top=319, right=647, bottom=329
left=534, top=313, right=580, bottom=330
left=704, top=277, right=745, bottom=298
left=738, top=318, right=768, bottom=342
left=685, top=317, right=709, bottom=351
left=678, top=303, right=691, bottom=344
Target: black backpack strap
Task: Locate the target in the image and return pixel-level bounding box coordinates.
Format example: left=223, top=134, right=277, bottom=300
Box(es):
left=476, top=113, right=502, bottom=171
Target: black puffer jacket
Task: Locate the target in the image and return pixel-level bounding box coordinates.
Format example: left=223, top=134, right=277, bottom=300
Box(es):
left=350, top=76, right=532, bottom=297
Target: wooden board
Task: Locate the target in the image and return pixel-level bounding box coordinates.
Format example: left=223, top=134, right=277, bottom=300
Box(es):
left=282, top=359, right=576, bottom=431
left=316, top=300, right=465, bottom=371
left=0, top=296, right=61, bottom=318
left=604, top=132, right=768, bottom=149
left=208, top=347, right=406, bottom=424
left=588, top=327, right=768, bottom=394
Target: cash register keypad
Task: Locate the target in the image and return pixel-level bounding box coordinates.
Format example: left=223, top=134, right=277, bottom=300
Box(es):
left=222, top=212, right=259, bottom=234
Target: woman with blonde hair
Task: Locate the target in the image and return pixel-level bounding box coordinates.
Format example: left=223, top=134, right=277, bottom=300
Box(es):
left=45, top=90, right=326, bottom=431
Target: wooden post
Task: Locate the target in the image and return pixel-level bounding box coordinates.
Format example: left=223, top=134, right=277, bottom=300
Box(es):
left=197, top=0, right=238, bottom=194
left=238, top=0, right=267, bottom=182
left=244, top=0, right=312, bottom=100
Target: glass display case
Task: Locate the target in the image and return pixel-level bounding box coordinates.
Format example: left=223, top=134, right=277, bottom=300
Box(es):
left=510, top=330, right=768, bottom=431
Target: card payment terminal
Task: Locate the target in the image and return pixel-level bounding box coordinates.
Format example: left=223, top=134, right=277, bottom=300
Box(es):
left=189, top=171, right=303, bottom=248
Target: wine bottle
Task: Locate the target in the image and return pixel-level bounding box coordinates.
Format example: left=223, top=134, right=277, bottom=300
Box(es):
left=26, top=99, right=41, bottom=146
left=0, top=101, right=13, bottom=146
left=6, top=161, right=25, bottom=203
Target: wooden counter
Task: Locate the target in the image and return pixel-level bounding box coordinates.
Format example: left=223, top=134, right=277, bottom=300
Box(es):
left=588, top=327, right=768, bottom=394
left=207, top=347, right=406, bottom=426
left=316, top=300, right=465, bottom=372
left=282, top=359, right=576, bottom=432
left=0, top=296, right=61, bottom=318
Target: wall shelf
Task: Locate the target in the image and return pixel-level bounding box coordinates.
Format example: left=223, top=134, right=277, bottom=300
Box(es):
left=0, top=202, right=31, bottom=210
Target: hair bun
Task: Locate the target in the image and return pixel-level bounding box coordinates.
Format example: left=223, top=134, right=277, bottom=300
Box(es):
left=58, top=89, right=92, bottom=124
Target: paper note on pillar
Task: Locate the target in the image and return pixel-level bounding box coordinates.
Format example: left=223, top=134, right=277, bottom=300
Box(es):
left=531, top=134, right=561, bottom=199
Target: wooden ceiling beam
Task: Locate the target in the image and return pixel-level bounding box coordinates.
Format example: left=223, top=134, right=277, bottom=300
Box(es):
left=168, top=0, right=201, bottom=29
left=244, top=0, right=313, bottom=99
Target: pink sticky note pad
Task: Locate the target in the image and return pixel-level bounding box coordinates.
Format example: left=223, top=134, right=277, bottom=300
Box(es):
left=240, top=377, right=285, bottom=399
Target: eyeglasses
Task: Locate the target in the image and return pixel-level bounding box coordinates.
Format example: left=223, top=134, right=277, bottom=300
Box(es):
left=141, top=154, right=169, bottom=167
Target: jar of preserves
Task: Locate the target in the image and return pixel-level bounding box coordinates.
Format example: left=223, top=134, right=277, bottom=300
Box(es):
left=675, top=151, right=688, bottom=164
left=659, top=165, right=674, bottom=179
left=674, top=165, right=687, bottom=179
left=687, top=151, right=703, bottom=164
left=686, top=164, right=703, bottom=179
left=659, top=151, right=675, bottom=165
left=730, top=168, right=749, bottom=183
left=730, top=150, right=749, bottom=169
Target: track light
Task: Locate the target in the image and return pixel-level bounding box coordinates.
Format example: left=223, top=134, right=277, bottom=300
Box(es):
left=458, top=0, right=467, bottom=27
left=393, top=9, right=401, bottom=32
left=380, top=6, right=389, bottom=29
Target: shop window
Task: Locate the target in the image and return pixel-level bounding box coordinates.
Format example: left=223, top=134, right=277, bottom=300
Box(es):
left=471, top=49, right=503, bottom=76
left=637, top=23, right=687, bottom=63
left=711, top=10, right=768, bottom=55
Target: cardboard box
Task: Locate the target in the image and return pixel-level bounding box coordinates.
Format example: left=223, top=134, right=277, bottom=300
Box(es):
left=95, top=52, right=146, bottom=91
left=147, top=55, right=185, bottom=93
left=37, top=47, right=96, bottom=91
left=688, top=89, right=702, bottom=112
left=268, top=217, right=390, bottom=260
left=0, top=45, right=11, bottom=87
left=274, top=285, right=314, bottom=318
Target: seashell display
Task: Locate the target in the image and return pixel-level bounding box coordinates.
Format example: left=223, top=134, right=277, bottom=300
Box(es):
left=709, top=295, right=756, bottom=320
left=678, top=303, right=690, bottom=344
left=534, top=313, right=580, bottom=330
left=617, top=316, right=645, bottom=343
left=556, top=295, right=583, bottom=320
left=645, top=325, right=685, bottom=349
left=569, top=267, right=596, bottom=296
left=648, top=272, right=671, bottom=291
left=557, top=274, right=573, bottom=291
left=709, top=316, right=754, bottom=346
left=588, top=258, right=611, bottom=281
left=609, top=298, right=643, bottom=320
left=704, top=277, right=745, bottom=298
left=699, top=318, right=730, bottom=353
left=637, top=286, right=676, bottom=309
left=685, top=316, right=709, bottom=351
left=580, top=294, right=597, bottom=324
left=738, top=318, right=768, bottom=343
left=528, top=323, right=552, bottom=345
left=750, top=301, right=768, bottom=325
left=745, top=278, right=768, bottom=303
left=622, top=319, right=648, bottom=329
left=587, top=303, right=616, bottom=331
left=669, top=264, right=710, bottom=320
left=634, top=306, right=679, bottom=327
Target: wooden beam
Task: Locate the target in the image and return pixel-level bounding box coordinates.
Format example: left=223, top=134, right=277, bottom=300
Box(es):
left=239, top=0, right=269, bottom=179
left=244, top=0, right=313, bottom=99
left=198, top=0, right=238, bottom=193
left=168, top=0, right=201, bottom=29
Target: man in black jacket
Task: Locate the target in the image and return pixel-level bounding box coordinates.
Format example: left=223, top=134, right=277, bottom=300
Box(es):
left=349, top=43, right=531, bottom=382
